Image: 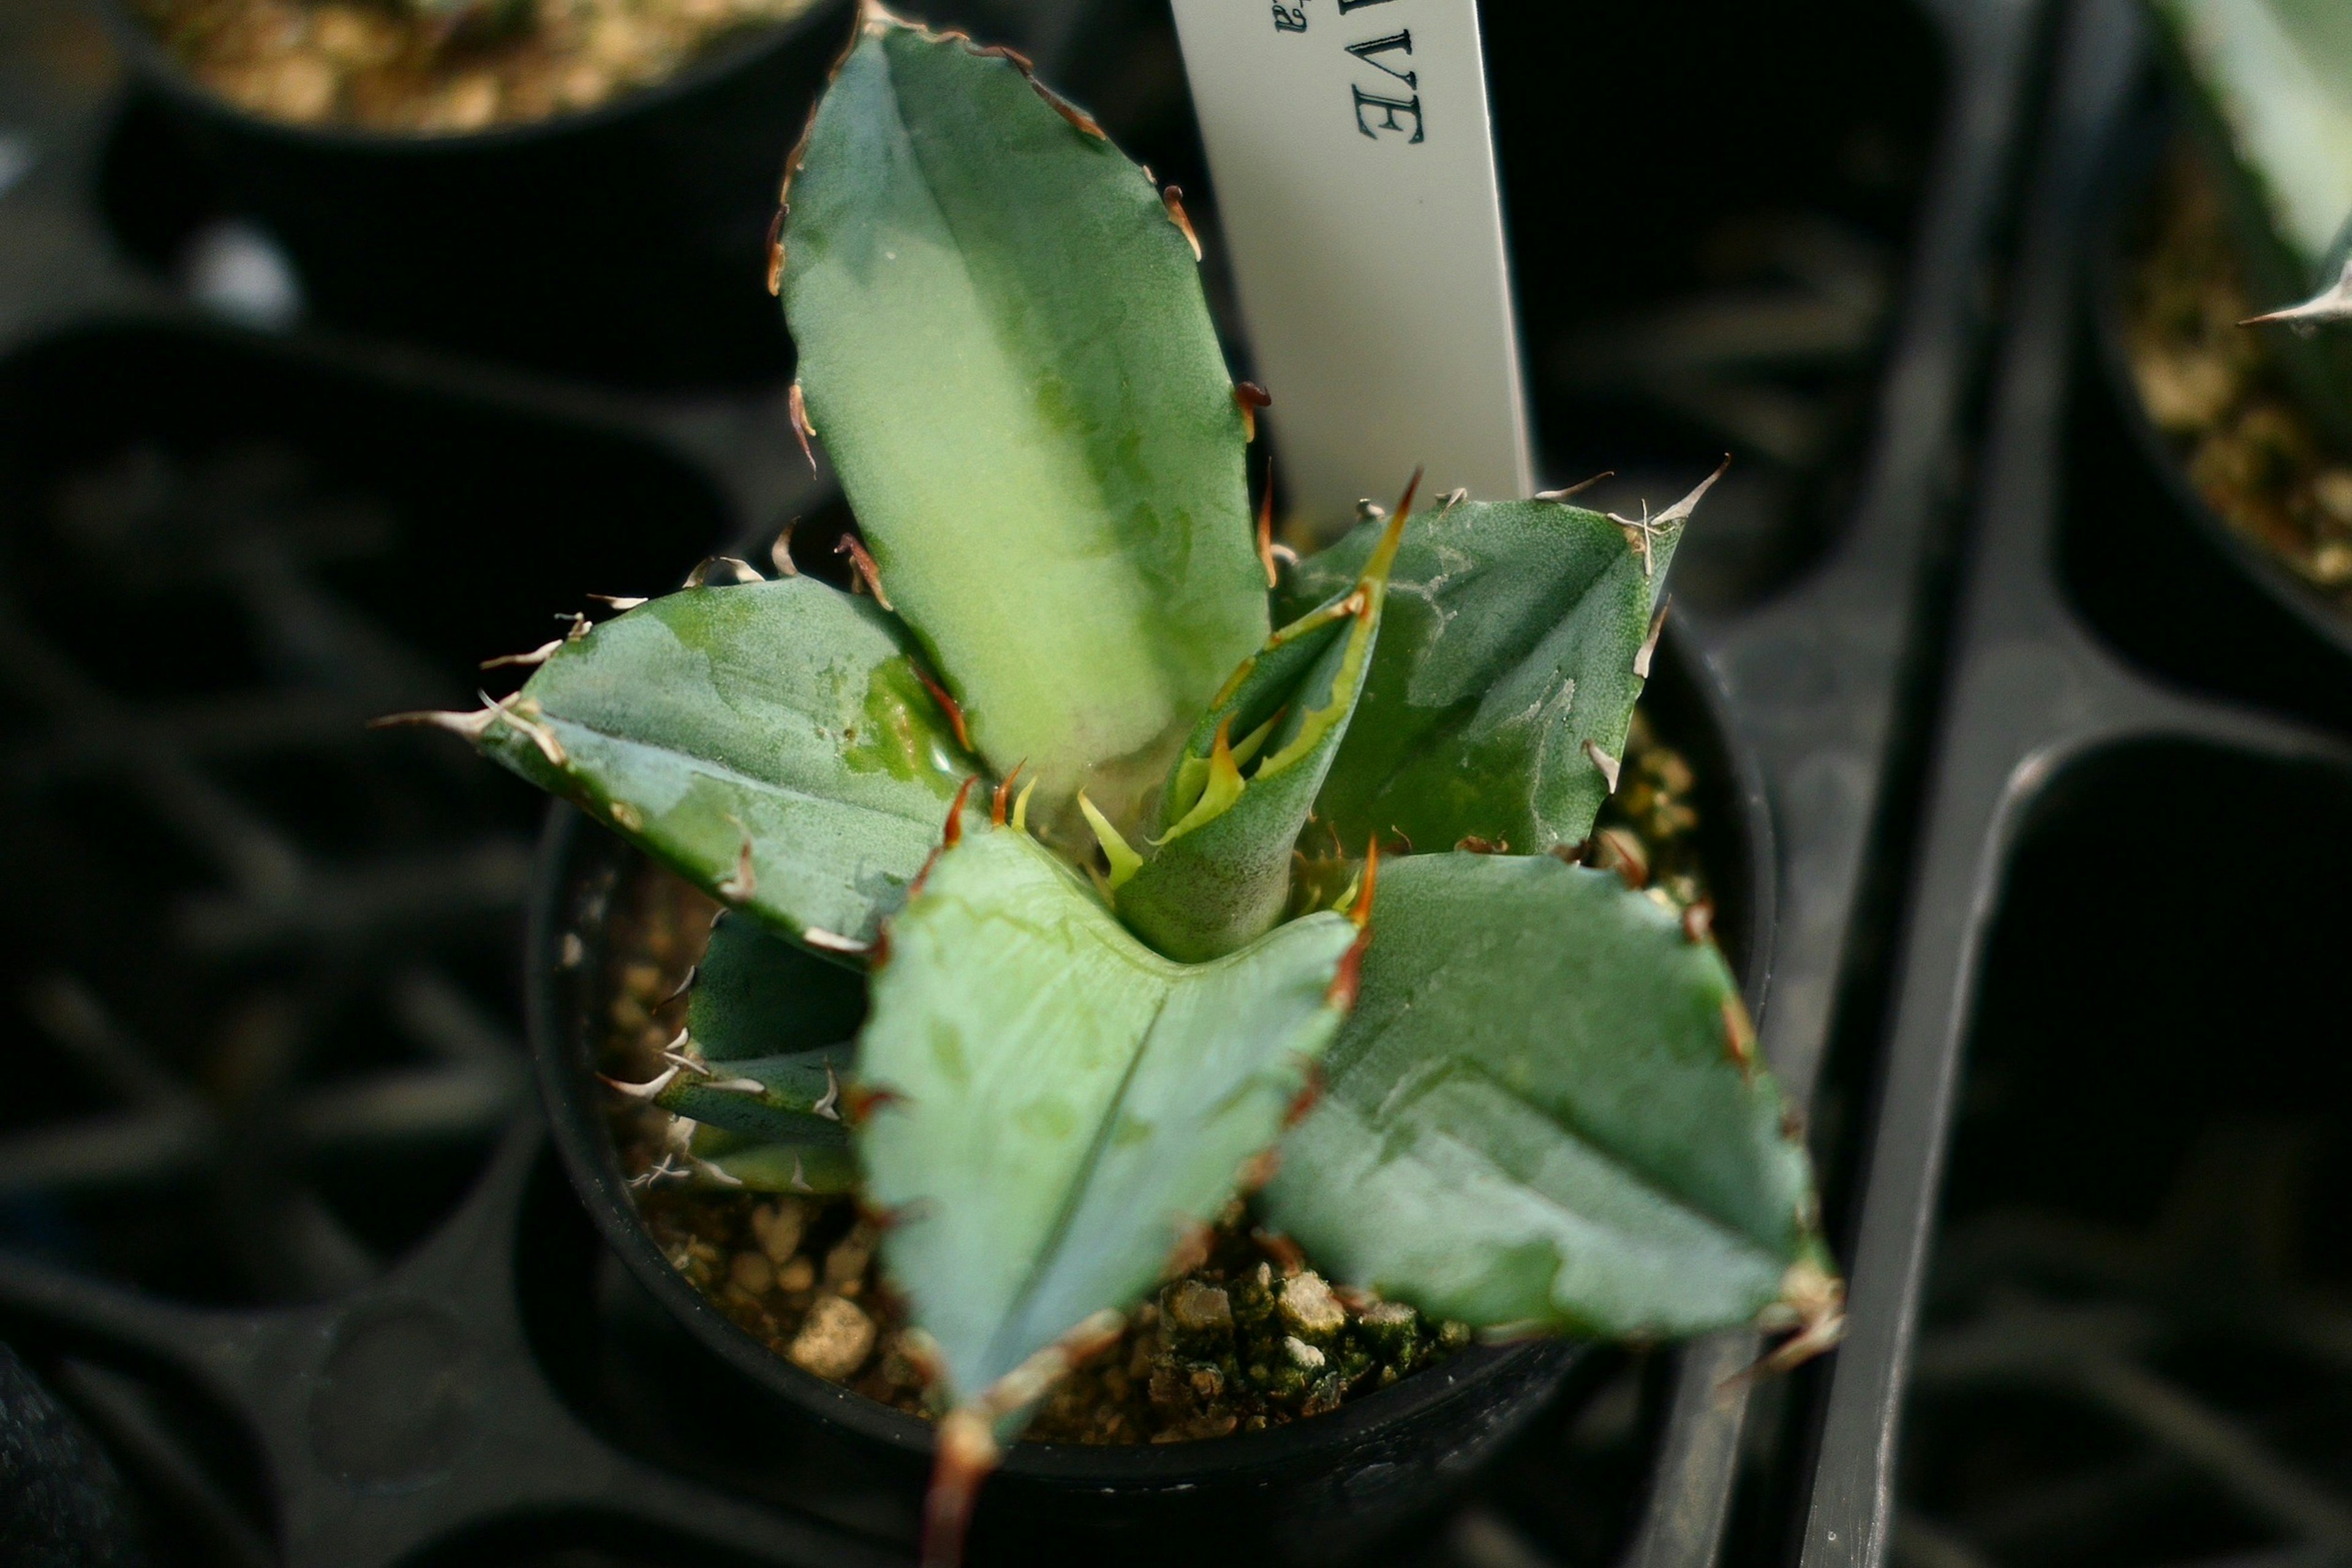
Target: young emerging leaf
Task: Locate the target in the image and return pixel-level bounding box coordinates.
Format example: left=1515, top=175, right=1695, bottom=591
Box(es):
left=1278, top=483, right=1702, bottom=856
left=468, top=578, right=978, bottom=951
left=781, top=12, right=1267, bottom=842
left=1263, top=852, right=1833, bottom=1342
left=857, top=824, right=1359, bottom=1406
left=1115, top=495, right=1411, bottom=961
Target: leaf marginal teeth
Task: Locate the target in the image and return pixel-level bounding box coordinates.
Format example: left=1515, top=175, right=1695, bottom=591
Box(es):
left=913, top=663, right=971, bottom=751
left=600, top=1064, right=684, bottom=1100
left=481, top=636, right=565, bottom=670
left=1634, top=598, right=1668, bottom=679
left=835, top=535, right=895, bottom=609
left=1535, top=469, right=1612, bottom=500
left=1583, top=738, right=1622, bottom=794
left=1161, top=184, right=1203, bottom=260
left=803, top=927, right=873, bottom=956
left=788, top=381, right=817, bottom=470
left=989, top=762, right=1025, bottom=826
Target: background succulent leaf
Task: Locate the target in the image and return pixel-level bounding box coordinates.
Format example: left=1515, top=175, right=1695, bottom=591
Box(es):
left=478, top=579, right=976, bottom=950
left=1262, top=852, right=1826, bottom=1339
left=690, top=910, right=869, bottom=1061
left=1278, top=497, right=1674, bottom=856
left=1117, top=518, right=1399, bottom=962
left=645, top=912, right=864, bottom=1195
left=2150, top=0, right=2352, bottom=277
left=657, top=1047, right=853, bottom=1134
left=689, top=1126, right=859, bottom=1195
left=781, top=17, right=1267, bottom=841
left=858, top=825, right=1357, bottom=1404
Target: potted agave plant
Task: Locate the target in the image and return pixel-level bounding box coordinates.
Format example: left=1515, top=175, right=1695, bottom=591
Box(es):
left=2116, top=0, right=2352, bottom=635
left=391, top=8, right=1840, bottom=1558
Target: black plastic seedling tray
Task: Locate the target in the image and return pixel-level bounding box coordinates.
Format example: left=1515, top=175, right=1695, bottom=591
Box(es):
left=0, top=0, right=2047, bottom=1563
left=1798, top=4, right=2352, bottom=1566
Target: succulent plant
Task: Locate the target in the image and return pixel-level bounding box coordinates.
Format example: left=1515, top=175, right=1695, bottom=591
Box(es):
left=390, top=6, right=1838, bottom=1556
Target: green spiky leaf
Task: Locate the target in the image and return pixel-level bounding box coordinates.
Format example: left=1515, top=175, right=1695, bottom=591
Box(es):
left=475, top=578, right=977, bottom=951
left=858, top=824, right=1358, bottom=1404
left=657, top=1045, right=858, bottom=1194
left=658, top=1047, right=853, bottom=1133
left=1114, top=510, right=1404, bottom=961
left=1264, top=852, right=1828, bottom=1338
left=1278, top=489, right=1694, bottom=857
left=781, top=14, right=1267, bottom=842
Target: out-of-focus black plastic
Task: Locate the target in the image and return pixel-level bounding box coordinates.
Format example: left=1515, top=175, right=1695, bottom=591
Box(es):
left=0, top=1343, right=146, bottom=1568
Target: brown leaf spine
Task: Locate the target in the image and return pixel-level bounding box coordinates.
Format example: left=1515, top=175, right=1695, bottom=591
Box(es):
left=788, top=382, right=817, bottom=470
left=1235, top=1146, right=1283, bottom=1193
left=910, top=661, right=970, bottom=750
left=990, top=761, right=1025, bottom=827
left=481, top=636, right=564, bottom=670
left=1634, top=598, right=1668, bottom=679
left=840, top=1081, right=905, bottom=1126
left=835, top=535, right=895, bottom=610
left=1534, top=470, right=1613, bottom=500
left=940, top=774, right=977, bottom=849
left=1282, top=1060, right=1325, bottom=1128
left=1722, top=993, right=1757, bottom=1074
left=1234, top=380, right=1271, bottom=442
left=1161, top=184, right=1202, bottom=260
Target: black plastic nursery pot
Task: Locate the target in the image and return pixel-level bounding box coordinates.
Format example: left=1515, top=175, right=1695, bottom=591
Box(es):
left=2078, top=84, right=2352, bottom=736
left=97, top=0, right=853, bottom=388
left=529, top=612, right=1778, bottom=1565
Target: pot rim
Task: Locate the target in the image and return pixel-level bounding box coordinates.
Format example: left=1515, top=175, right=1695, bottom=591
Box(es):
left=2084, top=84, right=2352, bottom=668
left=94, top=0, right=855, bottom=158
left=526, top=615, right=1777, bottom=1478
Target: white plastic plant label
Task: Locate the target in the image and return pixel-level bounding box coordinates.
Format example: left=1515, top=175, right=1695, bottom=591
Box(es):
left=1169, top=0, right=1532, bottom=527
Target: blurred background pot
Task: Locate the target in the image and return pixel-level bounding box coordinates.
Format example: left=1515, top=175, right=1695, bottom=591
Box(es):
left=97, top=0, right=853, bottom=388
